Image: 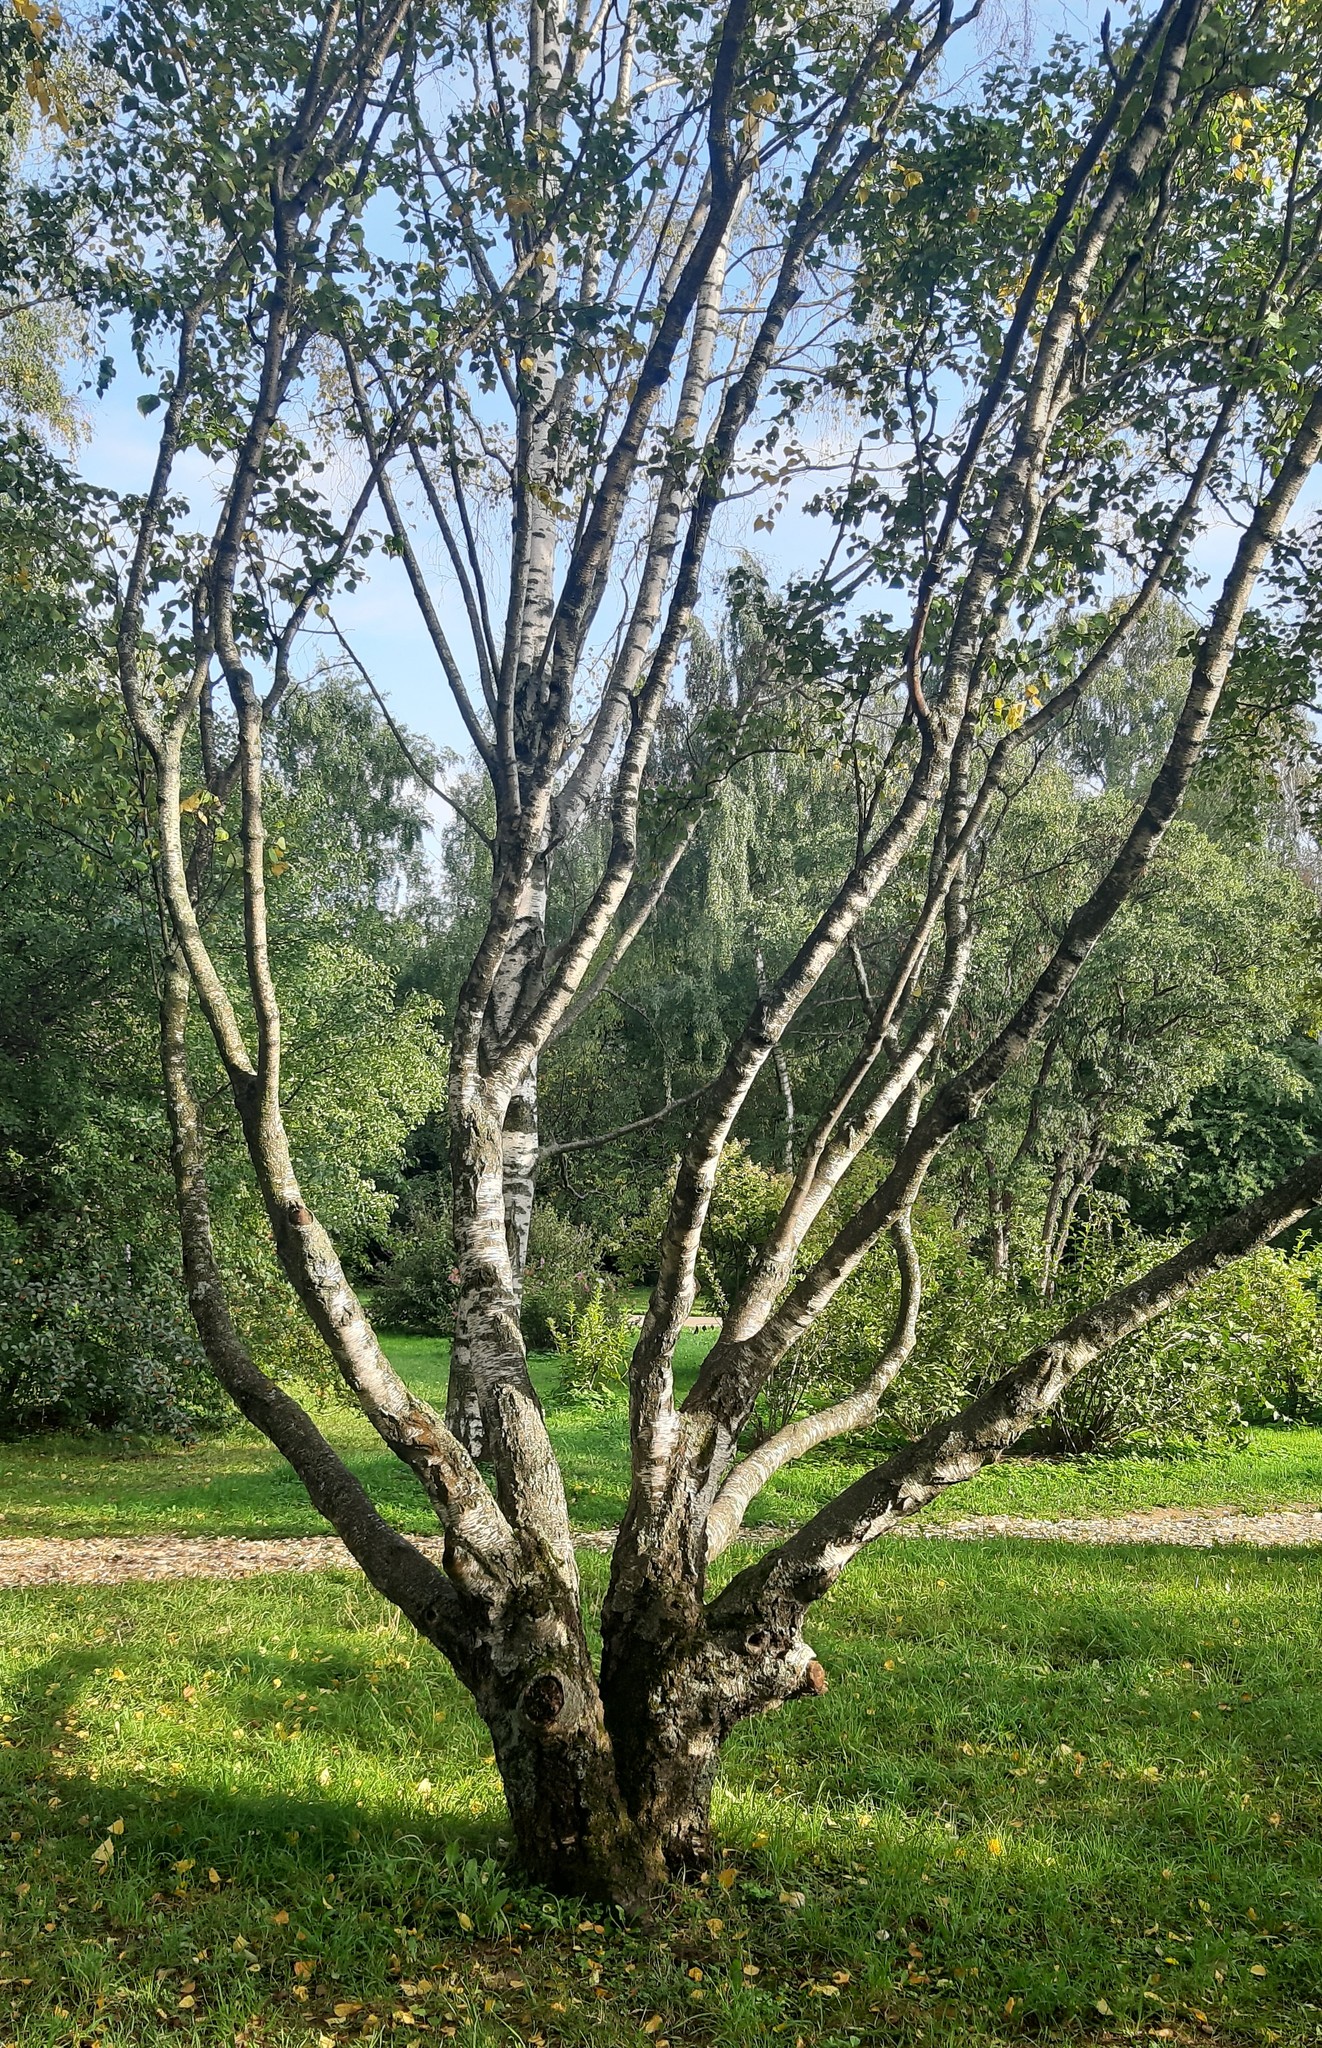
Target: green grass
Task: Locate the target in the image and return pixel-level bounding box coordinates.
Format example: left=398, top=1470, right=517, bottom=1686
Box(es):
left=1, top=1328, right=1319, bottom=1542
left=2, top=1543, right=1321, bottom=2045
left=0, top=1336, right=713, bottom=1542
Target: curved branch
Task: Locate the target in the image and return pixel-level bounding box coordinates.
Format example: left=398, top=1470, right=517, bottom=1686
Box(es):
left=329, top=620, right=495, bottom=846
left=158, top=956, right=490, bottom=1643
left=542, top=1077, right=714, bottom=1158
left=706, top=1215, right=921, bottom=1558
left=711, top=1144, right=1322, bottom=1636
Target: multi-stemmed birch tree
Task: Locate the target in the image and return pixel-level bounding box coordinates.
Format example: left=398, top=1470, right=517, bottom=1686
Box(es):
left=84, top=0, right=1322, bottom=1900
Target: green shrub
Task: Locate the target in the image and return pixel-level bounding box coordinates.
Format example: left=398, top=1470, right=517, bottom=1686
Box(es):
left=371, top=1194, right=619, bottom=1357
left=1043, top=1236, right=1322, bottom=1452
left=0, top=1220, right=225, bottom=1439
left=755, top=1205, right=1322, bottom=1457
left=548, top=1280, right=634, bottom=1403
left=369, top=1194, right=459, bottom=1336
left=614, top=1143, right=788, bottom=1308
left=520, top=1205, right=614, bottom=1351
left=698, top=1144, right=790, bottom=1309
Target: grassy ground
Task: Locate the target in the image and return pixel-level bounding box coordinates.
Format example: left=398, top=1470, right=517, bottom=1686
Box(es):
left=1, top=1332, right=1320, bottom=1542
left=1, top=1542, right=1320, bottom=2046
left=4, top=1338, right=1322, bottom=2044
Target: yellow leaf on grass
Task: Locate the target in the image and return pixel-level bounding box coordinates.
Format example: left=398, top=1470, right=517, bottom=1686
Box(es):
left=174, top=1858, right=195, bottom=1874
left=457, top=1912, right=473, bottom=1931
left=642, top=2020, right=663, bottom=2037
left=987, top=1838, right=1003, bottom=1856
left=334, top=2002, right=363, bottom=2017
left=208, top=1869, right=220, bottom=1885
left=91, top=1838, right=114, bottom=1868
left=318, top=1768, right=331, bottom=1787
left=273, top=1910, right=290, bottom=1925
left=716, top=1867, right=737, bottom=1889
left=1095, top=1999, right=1112, bottom=2015
left=109, top=1818, right=125, bottom=1836
left=1250, top=1964, right=1268, bottom=1977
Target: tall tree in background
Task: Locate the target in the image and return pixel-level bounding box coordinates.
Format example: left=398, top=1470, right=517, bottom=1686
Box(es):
left=59, top=0, right=1322, bottom=1898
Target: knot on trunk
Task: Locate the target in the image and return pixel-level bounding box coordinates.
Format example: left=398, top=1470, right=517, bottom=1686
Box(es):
left=521, top=1672, right=566, bottom=1725
left=288, top=1203, right=312, bottom=1228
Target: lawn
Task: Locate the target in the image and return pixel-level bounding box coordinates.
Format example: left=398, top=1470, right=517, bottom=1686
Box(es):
left=1, top=1542, right=1320, bottom=2046
left=1, top=1331, right=1320, bottom=1542
left=4, top=1340, right=1322, bottom=2044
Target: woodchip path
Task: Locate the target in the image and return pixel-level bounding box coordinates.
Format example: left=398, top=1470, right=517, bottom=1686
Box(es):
left=1, top=1505, right=1320, bottom=1588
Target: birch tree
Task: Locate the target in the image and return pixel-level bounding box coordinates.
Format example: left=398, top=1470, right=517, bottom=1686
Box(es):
left=87, top=0, right=1322, bottom=1902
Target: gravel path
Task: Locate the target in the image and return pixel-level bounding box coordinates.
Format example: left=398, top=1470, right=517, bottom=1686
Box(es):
left=0, top=1505, right=1320, bottom=1587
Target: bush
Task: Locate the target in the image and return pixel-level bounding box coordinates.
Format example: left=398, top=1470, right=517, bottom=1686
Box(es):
left=520, top=1205, right=615, bottom=1351
left=753, top=1204, right=983, bottom=1442
left=0, top=1221, right=226, bottom=1439
left=548, top=1280, right=634, bottom=1404
left=614, top=1143, right=788, bottom=1307
left=1042, top=1235, right=1322, bottom=1452
left=369, top=1193, right=459, bottom=1336
left=372, top=1192, right=624, bottom=1360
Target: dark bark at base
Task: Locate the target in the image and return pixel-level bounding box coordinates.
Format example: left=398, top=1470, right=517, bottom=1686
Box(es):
left=486, top=1697, right=664, bottom=1907
left=600, top=1628, right=723, bottom=1873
